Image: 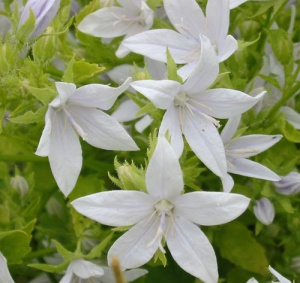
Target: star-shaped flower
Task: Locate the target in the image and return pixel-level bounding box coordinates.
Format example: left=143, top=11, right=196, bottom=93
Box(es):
left=220, top=115, right=281, bottom=192
left=35, top=78, right=139, bottom=196
left=77, top=0, right=154, bottom=57
left=72, top=137, right=250, bottom=283
left=123, top=0, right=237, bottom=78
left=130, top=36, right=264, bottom=179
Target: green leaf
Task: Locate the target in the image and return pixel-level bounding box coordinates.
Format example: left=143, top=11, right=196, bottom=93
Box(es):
left=62, top=55, right=75, bottom=83
left=16, top=9, right=36, bottom=43
left=86, top=233, right=114, bottom=259
left=8, top=106, right=47, bottom=124
left=0, top=105, right=5, bottom=134
left=166, top=48, right=183, bottom=83
left=277, top=197, right=294, bottom=214
left=73, top=59, right=105, bottom=83
left=29, top=261, right=69, bottom=273
left=237, top=34, right=261, bottom=51
left=216, top=222, right=269, bottom=276
left=277, top=116, right=300, bottom=143
left=268, top=29, right=294, bottom=65
left=28, top=86, right=57, bottom=105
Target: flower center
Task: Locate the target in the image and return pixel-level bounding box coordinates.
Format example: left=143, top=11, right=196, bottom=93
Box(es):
left=174, top=92, right=188, bottom=107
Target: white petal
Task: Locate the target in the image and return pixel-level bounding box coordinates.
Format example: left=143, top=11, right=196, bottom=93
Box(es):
left=107, top=217, right=159, bottom=270
left=51, top=82, right=76, bottom=107
left=131, top=80, right=181, bottom=109
left=183, top=35, right=219, bottom=93
left=146, top=137, right=183, bottom=199
left=191, top=89, right=265, bottom=119
left=173, top=191, right=250, bottom=225
left=111, top=99, right=140, bottom=123
left=69, top=106, right=139, bottom=151
left=71, top=259, right=104, bottom=279
left=226, top=134, right=282, bottom=158
left=177, top=60, right=199, bottom=81
left=220, top=115, right=241, bottom=145
left=268, top=266, right=291, bottom=283
left=183, top=110, right=227, bottom=177
left=253, top=198, right=275, bottom=226
left=0, top=252, right=14, bottom=283
left=107, top=64, right=136, bottom=87
left=68, top=78, right=132, bottom=110
left=145, top=57, right=167, bottom=80
left=164, top=0, right=206, bottom=38
left=280, top=106, right=300, bottom=129
left=166, top=217, right=218, bottom=283
left=227, top=158, right=281, bottom=181
left=116, top=41, right=131, bottom=58
left=246, top=278, right=259, bottom=283
left=48, top=111, right=82, bottom=196
left=135, top=115, right=153, bottom=133
left=122, top=29, right=200, bottom=64
left=159, top=106, right=184, bottom=157
left=230, top=0, right=248, bottom=9
left=59, top=264, right=74, bottom=283
left=221, top=173, right=235, bottom=192
left=217, top=35, right=238, bottom=62
left=71, top=190, right=155, bottom=226
left=35, top=107, right=54, bottom=157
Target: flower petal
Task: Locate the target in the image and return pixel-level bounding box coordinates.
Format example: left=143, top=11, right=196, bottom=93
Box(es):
left=135, top=115, right=153, bottom=133
left=111, top=99, right=140, bottom=123
left=227, top=158, right=281, bottom=181
left=69, top=106, right=139, bottom=151
left=107, top=217, right=159, bottom=270
left=35, top=107, right=54, bottom=157
left=226, top=134, right=282, bottom=158
left=268, top=266, right=291, bottom=283
left=71, top=190, right=155, bottom=226
left=100, top=267, right=148, bottom=283
left=217, top=34, right=238, bottom=62
left=68, top=78, right=132, bottom=110
left=281, top=106, right=300, bottom=129
left=230, top=0, right=248, bottom=9
left=183, top=110, right=227, bottom=177
left=0, top=252, right=14, bottom=283
left=146, top=137, right=183, bottom=199
left=51, top=82, right=76, bottom=107
left=246, top=278, right=259, bottom=283
left=122, top=29, right=199, bottom=64
left=221, top=173, right=235, bottom=192
left=164, top=0, right=206, bottom=38
left=48, top=111, right=82, bottom=196
left=131, top=80, right=181, bottom=110
left=166, top=217, right=218, bottom=283
left=191, top=89, right=265, bottom=119
left=173, top=191, right=250, bottom=225
left=71, top=259, right=104, bottom=279
left=145, top=57, right=167, bottom=80
left=220, top=115, right=241, bottom=145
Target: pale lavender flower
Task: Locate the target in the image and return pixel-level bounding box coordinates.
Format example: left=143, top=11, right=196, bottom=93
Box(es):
left=72, top=137, right=250, bottom=283
left=269, top=266, right=291, bottom=283
left=35, top=78, right=139, bottom=197
left=18, top=0, right=61, bottom=39
left=0, top=252, right=14, bottom=283
left=253, top=198, right=275, bottom=225
left=274, top=171, right=300, bottom=195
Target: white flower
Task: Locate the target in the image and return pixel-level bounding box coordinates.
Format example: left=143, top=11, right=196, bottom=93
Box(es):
left=274, top=171, right=300, bottom=195
left=72, top=137, right=250, bottom=283
left=253, top=197, right=275, bottom=225
left=0, top=252, right=14, bottom=283
left=18, top=0, right=61, bottom=39
left=35, top=78, right=139, bottom=196
left=60, top=259, right=104, bottom=283
left=220, top=115, right=281, bottom=192
left=269, top=266, right=291, bottom=283
left=77, top=0, right=154, bottom=57
left=246, top=278, right=259, bottom=283
left=229, top=0, right=248, bottom=8
left=130, top=36, right=264, bottom=179
left=123, top=0, right=238, bottom=79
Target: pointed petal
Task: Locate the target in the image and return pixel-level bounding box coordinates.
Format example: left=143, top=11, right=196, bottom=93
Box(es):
left=273, top=171, right=300, bottom=195
left=71, top=190, right=155, bottom=226
left=146, top=137, right=183, bottom=199
left=183, top=35, right=219, bottom=93
left=107, top=217, right=159, bottom=270
left=107, top=64, right=136, bottom=86
left=191, top=89, right=265, bottom=119
left=0, top=252, right=14, bottom=283
left=68, top=78, right=132, bottom=110
left=164, top=0, right=206, bottom=38
left=35, top=107, right=54, bottom=157
left=122, top=29, right=199, bottom=64
left=145, top=57, right=167, bottom=80
left=166, top=217, right=218, bottom=283
left=173, top=191, right=250, bottom=225
left=116, top=42, right=131, bottom=58
left=51, top=82, right=76, bottom=107
left=227, top=158, right=281, bottom=181
left=159, top=106, right=184, bottom=158
left=78, top=7, right=134, bottom=38
left=48, top=111, right=82, bottom=196
left=268, top=266, right=291, bottom=283
left=135, top=115, right=153, bottom=133
left=281, top=106, right=300, bottom=129
left=71, top=259, right=104, bottom=279
left=206, top=0, right=230, bottom=47
left=69, top=106, right=139, bottom=151
left=246, top=279, right=259, bottom=283
left=183, top=110, right=227, bottom=177
left=131, top=80, right=181, bottom=109
left=112, top=99, right=140, bottom=123
left=59, top=265, right=74, bottom=283
left=217, top=35, right=238, bottom=62
left=221, top=173, right=234, bottom=192
left=226, top=134, right=282, bottom=158
left=220, top=115, right=241, bottom=144
left=230, top=0, right=248, bottom=9
left=177, top=60, right=199, bottom=81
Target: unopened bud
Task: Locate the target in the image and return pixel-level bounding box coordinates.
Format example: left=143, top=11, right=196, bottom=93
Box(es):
left=253, top=197, right=275, bottom=225
left=10, top=175, right=29, bottom=197
left=274, top=171, right=300, bottom=195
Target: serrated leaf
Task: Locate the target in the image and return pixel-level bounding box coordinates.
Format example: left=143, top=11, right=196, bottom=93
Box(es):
left=8, top=106, right=47, bottom=124
left=73, top=59, right=105, bottom=83
left=86, top=233, right=114, bottom=259
left=216, top=221, right=268, bottom=276
left=28, top=86, right=57, bottom=105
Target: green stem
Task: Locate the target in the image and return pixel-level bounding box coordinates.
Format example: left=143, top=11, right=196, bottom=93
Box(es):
left=24, top=247, right=57, bottom=260
left=0, top=155, right=46, bottom=162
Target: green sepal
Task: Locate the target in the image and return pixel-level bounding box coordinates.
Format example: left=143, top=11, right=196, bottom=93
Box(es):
left=166, top=48, right=183, bottom=84
left=52, top=240, right=75, bottom=261
left=28, top=260, right=69, bottom=273
left=153, top=248, right=167, bottom=267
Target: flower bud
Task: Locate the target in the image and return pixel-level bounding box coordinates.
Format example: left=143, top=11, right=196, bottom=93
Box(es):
left=10, top=175, right=29, bottom=197
left=274, top=171, right=300, bottom=195
left=18, top=0, right=61, bottom=39
left=253, top=197, right=275, bottom=225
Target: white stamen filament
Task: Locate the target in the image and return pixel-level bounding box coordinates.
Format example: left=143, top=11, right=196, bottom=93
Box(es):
left=62, top=107, right=88, bottom=140
left=226, top=148, right=260, bottom=158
